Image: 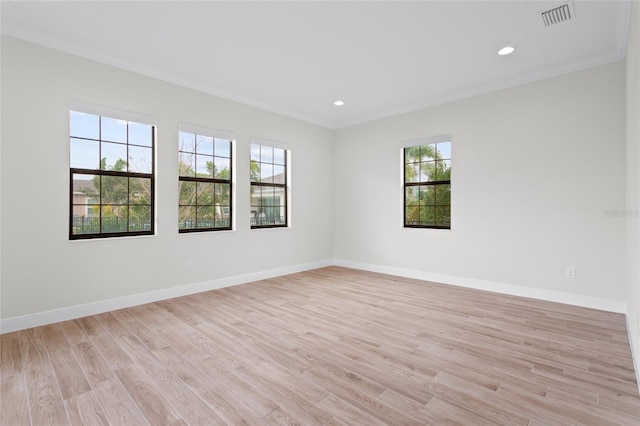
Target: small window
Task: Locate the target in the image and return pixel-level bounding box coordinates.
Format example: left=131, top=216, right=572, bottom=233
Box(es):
left=178, top=127, right=233, bottom=232
left=70, top=109, right=155, bottom=239
left=250, top=142, right=288, bottom=228
left=404, top=137, right=451, bottom=229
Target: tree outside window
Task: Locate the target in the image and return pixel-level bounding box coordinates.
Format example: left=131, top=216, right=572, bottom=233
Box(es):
left=70, top=111, right=154, bottom=239
left=178, top=130, right=232, bottom=232
left=404, top=139, right=451, bottom=229
left=250, top=143, right=288, bottom=228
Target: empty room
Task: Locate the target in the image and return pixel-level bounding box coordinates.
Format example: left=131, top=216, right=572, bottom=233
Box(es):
left=1, top=0, right=640, bottom=424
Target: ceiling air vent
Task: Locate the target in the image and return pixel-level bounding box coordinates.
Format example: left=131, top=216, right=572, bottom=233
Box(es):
left=540, top=1, right=575, bottom=27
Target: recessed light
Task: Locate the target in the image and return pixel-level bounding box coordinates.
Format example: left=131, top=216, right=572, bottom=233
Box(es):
left=334, top=100, right=345, bottom=106
left=498, top=46, right=515, bottom=56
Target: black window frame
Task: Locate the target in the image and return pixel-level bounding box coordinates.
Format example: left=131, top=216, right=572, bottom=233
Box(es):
left=69, top=111, right=155, bottom=240
left=178, top=130, right=233, bottom=233
left=403, top=139, right=451, bottom=229
left=250, top=143, right=288, bottom=229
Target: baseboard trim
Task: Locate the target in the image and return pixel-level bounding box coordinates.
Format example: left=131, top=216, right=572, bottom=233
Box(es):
left=625, top=315, right=640, bottom=394
left=1, top=258, right=627, bottom=334
left=0, top=259, right=333, bottom=334
left=333, top=259, right=627, bottom=314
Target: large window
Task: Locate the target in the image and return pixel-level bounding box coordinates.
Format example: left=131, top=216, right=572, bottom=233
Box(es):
left=70, top=108, right=155, bottom=239
left=178, top=126, right=233, bottom=232
left=404, top=136, right=451, bottom=229
left=250, top=142, right=288, bottom=228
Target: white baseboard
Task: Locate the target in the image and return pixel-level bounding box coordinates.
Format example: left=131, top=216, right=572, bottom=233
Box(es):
left=333, top=259, right=628, bottom=314
left=0, top=259, right=333, bottom=334
left=0, top=258, right=628, bottom=334
left=4, top=257, right=634, bottom=390
left=625, top=315, right=640, bottom=394
left=336, top=259, right=638, bottom=392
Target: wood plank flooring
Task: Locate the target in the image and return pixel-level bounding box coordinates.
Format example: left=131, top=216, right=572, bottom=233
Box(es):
left=1, top=266, right=639, bottom=425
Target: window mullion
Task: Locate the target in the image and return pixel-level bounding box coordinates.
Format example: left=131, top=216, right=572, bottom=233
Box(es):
left=403, top=139, right=451, bottom=229
left=70, top=110, right=155, bottom=239
left=178, top=130, right=233, bottom=233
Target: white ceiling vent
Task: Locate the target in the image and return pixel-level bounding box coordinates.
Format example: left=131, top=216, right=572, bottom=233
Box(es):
left=540, top=1, right=575, bottom=27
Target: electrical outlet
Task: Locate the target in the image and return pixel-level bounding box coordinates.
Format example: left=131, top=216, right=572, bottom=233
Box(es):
left=187, top=261, right=194, bottom=271
left=566, top=266, right=576, bottom=279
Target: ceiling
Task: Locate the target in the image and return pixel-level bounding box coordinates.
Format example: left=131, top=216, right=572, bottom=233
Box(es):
left=0, top=1, right=631, bottom=129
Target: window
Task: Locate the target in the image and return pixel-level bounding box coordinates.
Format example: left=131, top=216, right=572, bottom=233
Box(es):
left=178, top=127, right=233, bottom=232
left=404, top=136, right=451, bottom=229
left=250, top=142, right=288, bottom=228
left=69, top=108, right=155, bottom=239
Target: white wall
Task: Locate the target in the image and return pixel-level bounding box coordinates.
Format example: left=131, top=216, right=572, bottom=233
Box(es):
left=0, top=33, right=632, bottom=335
left=334, top=61, right=627, bottom=304
left=625, top=1, right=640, bottom=375
left=0, top=36, right=334, bottom=322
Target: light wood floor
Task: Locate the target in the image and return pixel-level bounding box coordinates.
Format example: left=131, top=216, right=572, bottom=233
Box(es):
left=1, top=266, right=640, bottom=425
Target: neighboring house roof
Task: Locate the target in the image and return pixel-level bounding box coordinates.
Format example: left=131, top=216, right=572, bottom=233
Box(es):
left=73, top=179, right=97, bottom=195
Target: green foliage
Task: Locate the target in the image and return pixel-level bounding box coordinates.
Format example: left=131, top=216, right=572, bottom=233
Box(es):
left=89, top=157, right=152, bottom=223
left=404, top=143, right=450, bottom=183
left=405, top=143, right=451, bottom=227
left=178, top=158, right=231, bottom=229
left=250, top=160, right=260, bottom=180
